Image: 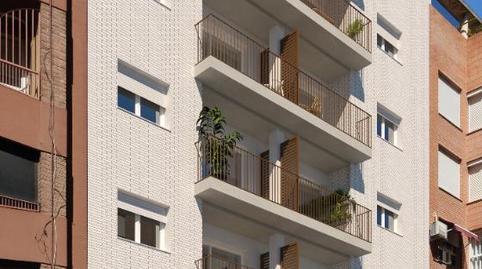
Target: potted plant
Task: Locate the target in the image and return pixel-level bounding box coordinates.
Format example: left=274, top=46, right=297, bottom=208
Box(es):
left=196, top=106, right=242, bottom=181
left=346, top=19, right=364, bottom=41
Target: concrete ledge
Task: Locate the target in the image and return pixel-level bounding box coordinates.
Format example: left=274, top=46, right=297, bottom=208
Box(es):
left=196, top=177, right=372, bottom=258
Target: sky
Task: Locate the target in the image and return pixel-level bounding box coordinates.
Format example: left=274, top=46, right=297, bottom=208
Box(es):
left=463, top=0, right=482, bottom=21
left=432, top=0, right=482, bottom=28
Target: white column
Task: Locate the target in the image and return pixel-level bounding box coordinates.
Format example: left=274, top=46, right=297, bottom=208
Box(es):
left=269, top=129, right=285, bottom=203
left=460, top=14, right=469, bottom=39
left=268, top=26, right=286, bottom=91
left=269, top=234, right=285, bottom=269
left=134, top=214, right=141, bottom=244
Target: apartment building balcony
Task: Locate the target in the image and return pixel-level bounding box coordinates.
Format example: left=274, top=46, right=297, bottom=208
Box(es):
left=204, top=0, right=371, bottom=77
left=195, top=137, right=372, bottom=259
left=195, top=255, right=254, bottom=269
left=0, top=8, right=41, bottom=99
left=195, top=15, right=372, bottom=169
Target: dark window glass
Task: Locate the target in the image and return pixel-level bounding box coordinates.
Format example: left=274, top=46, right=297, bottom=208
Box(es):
left=118, top=87, right=136, bottom=113
left=0, top=139, right=38, bottom=202
left=140, top=216, right=160, bottom=248
left=385, top=209, right=395, bottom=231
left=118, top=208, right=135, bottom=241
left=385, top=120, right=395, bottom=144
left=384, top=40, right=396, bottom=56
left=376, top=206, right=382, bottom=226
left=377, top=115, right=383, bottom=137
left=0, top=259, right=40, bottom=269
left=377, top=34, right=383, bottom=48
left=140, top=98, right=159, bottom=124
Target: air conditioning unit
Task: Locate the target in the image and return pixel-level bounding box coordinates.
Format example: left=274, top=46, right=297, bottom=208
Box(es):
left=436, top=244, right=454, bottom=265
left=430, top=221, right=448, bottom=240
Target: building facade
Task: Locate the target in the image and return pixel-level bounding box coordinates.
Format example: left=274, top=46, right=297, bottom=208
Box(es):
left=0, top=0, right=71, bottom=268
left=84, top=0, right=430, bottom=268
left=428, top=1, right=482, bottom=268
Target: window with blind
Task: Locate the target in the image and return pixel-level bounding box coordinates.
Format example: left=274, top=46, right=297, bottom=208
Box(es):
left=438, top=149, right=460, bottom=198
left=438, top=76, right=461, bottom=127
left=469, top=91, right=482, bottom=133
left=469, top=163, right=482, bottom=202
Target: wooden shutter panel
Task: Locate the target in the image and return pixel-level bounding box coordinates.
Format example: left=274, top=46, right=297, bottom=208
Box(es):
left=260, top=252, right=270, bottom=269
left=260, top=49, right=270, bottom=85
left=280, top=137, right=299, bottom=211
left=280, top=31, right=299, bottom=104
left=260, top=150, right=270, bottom=199
left=280, top=242, right=299, bottom=269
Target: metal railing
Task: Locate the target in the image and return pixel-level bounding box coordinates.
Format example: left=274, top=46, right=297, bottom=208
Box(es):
left=0, top=194, right=39, bottom=212
left=195, top=15, right=372, bottom=147
left=0, top=8, right=40, bottom=98
left=196, top=137, right=372, bottom=242
left=195, top=255, right=255, bottom=269
left=300, top=0, right=372, bottom=52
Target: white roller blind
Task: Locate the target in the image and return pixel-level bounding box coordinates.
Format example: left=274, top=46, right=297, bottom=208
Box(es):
left=469, top=93, right=482, bottom=132
left=470, top=163, right=482, bottom=202
left=438, top=150, right=460, bottom=198
left=438, top=77, right=460, bottom=127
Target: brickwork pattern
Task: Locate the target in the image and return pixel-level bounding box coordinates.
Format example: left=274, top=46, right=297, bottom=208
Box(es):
left=40, top=3, right=67, bottom=109
left=38, top=152, right=67, bottom=217
left=87, top=0, right=203, bottom=268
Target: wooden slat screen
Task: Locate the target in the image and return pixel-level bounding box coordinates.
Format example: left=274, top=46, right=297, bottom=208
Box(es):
left=280, top=31, right=299, bottom=104
left=260, top=252, right=270, bottom=269
left=280, top=137, right=299, bottom=211
left=280, top=242, right=299, bottom=269
left=260, top=150, right=270, bottom=199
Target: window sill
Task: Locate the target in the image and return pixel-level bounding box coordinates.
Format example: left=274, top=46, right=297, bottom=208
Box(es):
left=438, top=114, right=463, bottom=132
left=468, top=128, right=482, bottom=136
left=117, top=107, right=171, bottom=132
left=377, top=136, right=403, bottom=151
left=377, top=47, right=403, bottom=66
left=117, top=237, right=171, bottom=254
left=153, top=0, right=171, bottom=10
left=377, top=225, right=403, bottom=237
left=438, top=187, right=463, bottom=202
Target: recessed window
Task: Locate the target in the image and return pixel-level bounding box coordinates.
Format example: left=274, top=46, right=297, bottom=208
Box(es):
left=377, top=34, right=398, bottom=59
left=469, top=90, right=482, bottom=133
left=470, top=238, right=482, bottom=269
left=203, top=245, right=241, bottom=265
left=117, top=191, right=168, bottom=251
left=438, top=75, right=460, bottom=127
left=377, top=114, right=398, bottom=146
left=0, top=139, right=39, bottom=203
left=117, top=208, right=135, bottom=241
left=117, top=87, right=165, bottom=127
left=118, top=87, right=136, bottom=113
left=438, top=148, right=460, bottom=198
left=469, top=163, right=482, bottom=202
left=377, top=205, right=398, bottom=232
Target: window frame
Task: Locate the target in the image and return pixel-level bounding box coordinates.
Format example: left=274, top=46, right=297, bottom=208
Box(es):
left=376, top=34, right=399, bottom=61
left=437, top=147, right=461, bottom=199
left=470, top=238, right=482, bottom=269
left=377, top=113, right=398, bottom=146
left=468, top=90, right=482, bottom=133
left=377, top=205, right=398, bottom=233
left=438, top=74, right=461, bottom=128
left=117, top=87, right=166, bottom=127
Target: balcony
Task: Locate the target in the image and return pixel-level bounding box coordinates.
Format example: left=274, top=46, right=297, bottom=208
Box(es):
left=195, top=255, right=254, bottom=269
left=0, top=8, right=41, bottom=99
left=203, top=0, right=371, bottom=75
left=195, top=137, right=372, bottom=258
left=195, top=15, right=372, bottom=167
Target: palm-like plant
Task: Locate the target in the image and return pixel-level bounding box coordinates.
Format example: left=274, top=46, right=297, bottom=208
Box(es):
left=197, top=106, right=242, bottom=180
left=347, top=19, right=364, bottom=40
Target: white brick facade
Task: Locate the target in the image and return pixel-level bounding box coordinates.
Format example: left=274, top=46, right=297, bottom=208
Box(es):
left=87, top=0, right=430, bottom=268
left=88, top=0, right=203, bottom=268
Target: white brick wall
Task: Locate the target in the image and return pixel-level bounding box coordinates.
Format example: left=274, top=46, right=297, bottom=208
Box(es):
left=330, top=1, right=430, bottom=268
left=88, top=0, right=203, bottom=268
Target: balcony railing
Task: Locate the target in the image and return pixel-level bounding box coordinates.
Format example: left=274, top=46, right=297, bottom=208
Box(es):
left=300, top=0, right=371, bottom=52
left=0, top=194, right=39, bottom=212
left=195, top=255, right=255, bottom=269
left=0, top=8, right=40, bottom=98
left=196, top=137, right=372, bottom=242
left=195, top=15, right=372, bottom=147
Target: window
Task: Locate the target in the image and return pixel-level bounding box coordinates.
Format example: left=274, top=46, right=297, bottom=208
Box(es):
left=470, top=239, right=482, bottom=269
left=117, top=191, right=168, bottom=251
left=118, top=87, right=136, bottom=113
left=469, top=162, right=482, bottom=202
left=438, top=148, right=460, bottom=198
left=0, top=259, right=40, bottom=269
left=377, top=34, right=398, bottom=59
left=203, top=245, right=241, bottom=265
left=469, top=90, right=482, bottom=132
left=117, top=87, right=165, bottom=126
left=377, top=205, right=398, bottom=232
left=0, top=139, right=39, bottom=202
left=438, top=76, right=460, bottom=127
left=377, top=114, right=398, bottom=145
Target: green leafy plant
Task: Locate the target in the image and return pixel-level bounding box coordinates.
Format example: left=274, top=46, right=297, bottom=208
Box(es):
left=347, top=19, right=364, bottom=40
left=300, top=189, right=353, bottom=226
left=197, top=106, right=242, bottom=180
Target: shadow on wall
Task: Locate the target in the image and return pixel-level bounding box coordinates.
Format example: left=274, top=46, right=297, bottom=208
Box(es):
left=351, top=70, right=365, bottom=102
left=331, top=256, right=363, bottom=269
left=350, top=163, right=365, bottom=194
